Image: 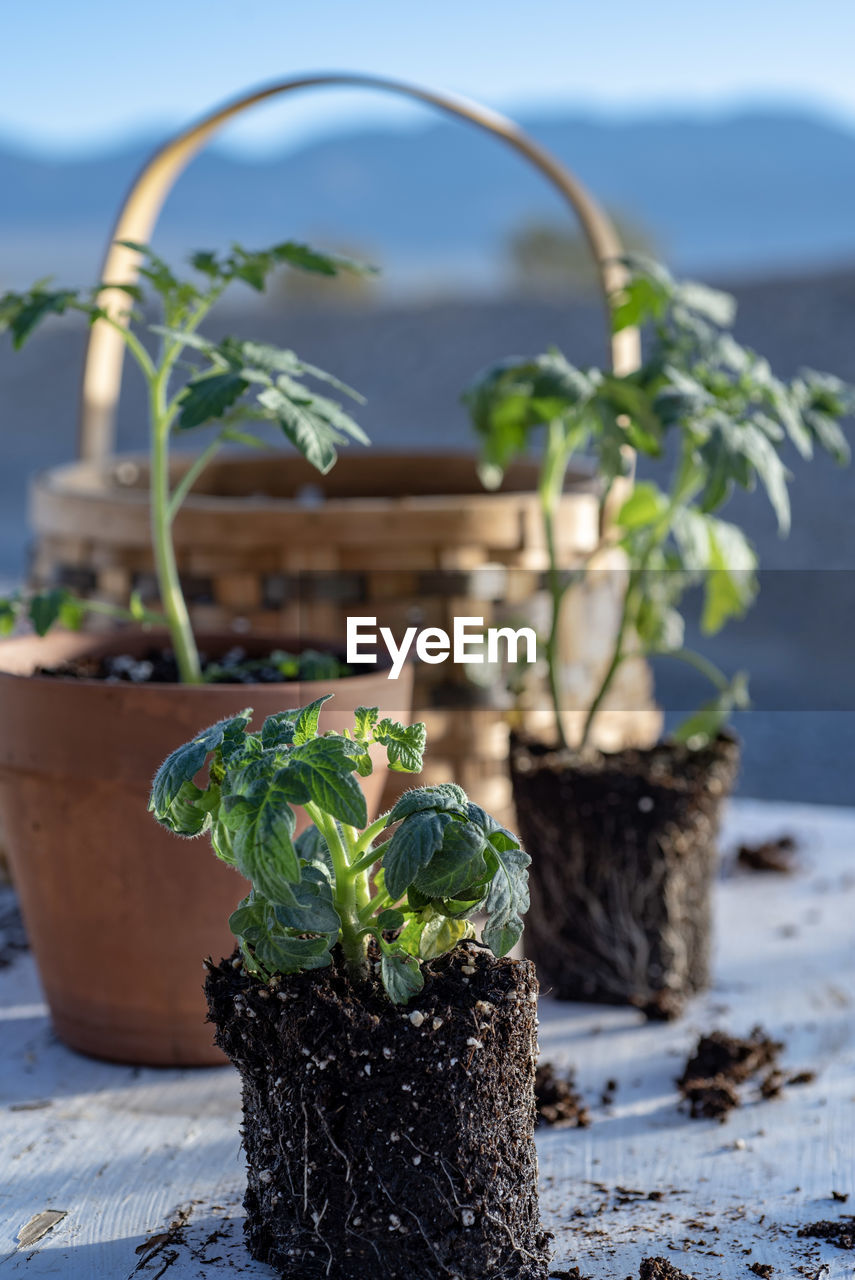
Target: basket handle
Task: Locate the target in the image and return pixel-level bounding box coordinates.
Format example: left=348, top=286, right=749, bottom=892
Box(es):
left=79, top=71, right=640, bottom=468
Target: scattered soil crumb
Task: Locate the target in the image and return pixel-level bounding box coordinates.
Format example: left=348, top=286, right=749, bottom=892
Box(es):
left=550, top=1270, right=591, bottom=1280
left=737, top=834, right=797, bottom=873
left=677, top=1026, right=810, bottom=1120
left=787, top=1070, right=817, bottom=1087
left=134, top=1205, right=192, bottom=1268
left=639, top=1258, right=695, bottom=1280
left=797, top=1216, right=855, bottom=1250
left=832, top=1190, right=849, bottom=1202
left=601, top=1077, right=618, bottom=1105
left=536, top=1062, right=592, bottom=1128
left=748, top=1264, right=774, bottom=1277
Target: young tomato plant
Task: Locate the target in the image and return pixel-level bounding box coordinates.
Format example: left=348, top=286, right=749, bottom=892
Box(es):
left=149, top=697, right=530, bottom=1002
left=0, top=241, right=374, bottom=680
left=464, top=258, right=855, bottom=750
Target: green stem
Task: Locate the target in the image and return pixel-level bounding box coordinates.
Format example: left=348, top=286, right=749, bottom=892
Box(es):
left=578, top=566, right=637, bottom=754
left=149, top=355, right=201, bottom=684
left=76, top=597, right=165, bottom=628
left=353, top=815, right=390, bottom=856
left=307, top=805, right=368, bottom=980
left=358, top=890, right=394, bottom=925
left=658, top=645, right=732, bottom=693
left=167, top=435, right=224, bottom=522
left=99, top=313, right=156, bottom=381
left=540, top=420, right=572, bottom=750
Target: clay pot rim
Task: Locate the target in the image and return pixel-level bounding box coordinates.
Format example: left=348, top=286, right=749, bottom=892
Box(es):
left=0, top=628, right=397, bottom=689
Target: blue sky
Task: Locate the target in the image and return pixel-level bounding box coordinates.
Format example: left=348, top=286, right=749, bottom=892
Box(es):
left=3, top=0, right=855, bottom=154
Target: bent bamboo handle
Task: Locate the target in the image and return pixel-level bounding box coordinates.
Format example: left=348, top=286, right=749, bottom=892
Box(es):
left=78, top=72, right=640, bottom=465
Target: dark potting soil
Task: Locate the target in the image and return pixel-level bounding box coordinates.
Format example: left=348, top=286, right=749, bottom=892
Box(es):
left=35, top=645, right=353, bottom=685
left=797, top=1217, right=855, bottom=1250
left=550, top=1261, right=694, bottom=1280
left=511, top=734, right=740, bottom=1017
left=205, top=943, right=551, bottom=1280
left=737, top=835, right=798, bottom=874
left=638, top=1259, right=694, bottom=1280
left=748, top=1264, right=775, bottom=1278
left=535, top=1062, right=591, bottom=1128
left=675, top=1027, right=816, bottom=1120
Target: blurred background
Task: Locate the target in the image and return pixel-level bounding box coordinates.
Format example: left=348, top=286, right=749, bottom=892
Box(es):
left=1, top=0, right=853, bottom=802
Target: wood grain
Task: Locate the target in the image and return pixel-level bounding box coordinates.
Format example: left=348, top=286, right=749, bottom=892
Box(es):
left=1, top=799, right=853, bottom=1277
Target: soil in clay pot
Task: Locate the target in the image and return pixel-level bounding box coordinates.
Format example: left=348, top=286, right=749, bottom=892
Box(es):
left=510, top=733, right=740, bottom=1017
left=206, top=942, right=551, bottom=1280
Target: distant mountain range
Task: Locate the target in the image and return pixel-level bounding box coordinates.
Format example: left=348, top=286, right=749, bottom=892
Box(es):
left=2, top=108, right=855, bottom=291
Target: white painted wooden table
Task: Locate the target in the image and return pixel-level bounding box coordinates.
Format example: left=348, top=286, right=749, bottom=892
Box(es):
left=2, top=799, right=854, bottom=1279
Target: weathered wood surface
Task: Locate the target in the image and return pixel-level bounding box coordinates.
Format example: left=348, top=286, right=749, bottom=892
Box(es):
left=1, top=798, right=853, bottom=1278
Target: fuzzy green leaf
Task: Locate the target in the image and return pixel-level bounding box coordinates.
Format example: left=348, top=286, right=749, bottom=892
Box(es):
left=288, top=737, right=367, bottom=828
left=223, top=774, right=300, bottom=898
left=380, top=947, right=425, bottom=1004
left=178, top=370, right=249, bottom=430
left=271, top=241, right=375, bottom=278
left=376, top=907, right=406, bottom=931
left=385, top=783, right=468, bottom=825
left=418, top=916, right=474, bottom=960
left=353, top=706, right=379, bottom=741
left=0, top=598, right=18, bottom=636
left=272, top=867, right=340, bottom=933
left=150, top=712, right=251, bottom=829
left=413, top=821, right=489, bottom=900
left=373, top=718, right=426, bottom=773
left=482, top=843, right=531, bottom=957
left=383, top=810, right=455, bottom=901
left=671, top=672, right=750, bottom=748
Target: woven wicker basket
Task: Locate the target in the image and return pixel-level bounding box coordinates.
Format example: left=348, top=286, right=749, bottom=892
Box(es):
left=28, top=73, right=661, bottom=818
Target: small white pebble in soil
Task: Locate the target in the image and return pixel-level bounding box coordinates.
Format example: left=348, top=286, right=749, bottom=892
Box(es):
left=301, top=1047, right=311, bottom=1056
left=412, top=1155, right=422, bottom=1166
left=432, top=1017, right=443, bottom=1031
left=401, top=1083, right=412, bottom=1092
left=638, top=795, right=655, bottom=812
left=462, top=965, right=476, bottom=975
left=277, top=992, right=288, bottom=1002
left=258, top=1169, right=273, bottom=1185
left=390, top=1132, right=400, bottom=1143
left=383, top=1047, right=392, bottom=1058
left=475, top=1000, right=494, bottom=1014
left=466, top=1038, right=483, bottom=1049
left=388, top=1214, right=401, bottom=1230
left=733, top=1138, right=747, bottom=1150
left=461, top=1209, right=476, bottom=1227
left=449, top=1058, right=458, bottom=1066
left=528, top=992, right=538, bottom=1003
left=408, top=1010, right=425, bottom=1028
left=363, top=1064, right=371, bottom=1075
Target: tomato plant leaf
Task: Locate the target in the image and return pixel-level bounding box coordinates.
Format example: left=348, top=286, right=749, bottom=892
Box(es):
left=380, top=947, right=425, bottom=1004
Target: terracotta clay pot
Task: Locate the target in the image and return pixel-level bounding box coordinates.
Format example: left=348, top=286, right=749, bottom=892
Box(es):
left=0, top=631, right=411, bottom=1066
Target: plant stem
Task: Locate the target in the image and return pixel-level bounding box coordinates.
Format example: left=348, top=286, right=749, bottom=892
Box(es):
left=578, top=567, right=636, bottom=754
left=167, top=434, right=225, bottom=522
left=353, top=815, right=389, bottom=856
left=307, top=805, right=368, bottom=980
left=657, top=645, right=732, bottom=693
left=540, top=420, right=572, bottom=750
left=74, top=597, right=165, bottom=628
left=149, top=355, right=202, bottom=684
